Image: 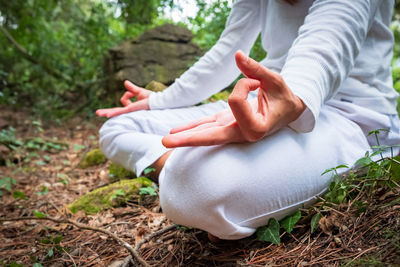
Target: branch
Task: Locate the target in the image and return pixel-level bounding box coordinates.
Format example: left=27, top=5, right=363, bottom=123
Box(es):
left=0, top=25, right=71, bottom=82
left=121, top=225, right=176, bottom=267
left=0, top=216, right=149, bottom=267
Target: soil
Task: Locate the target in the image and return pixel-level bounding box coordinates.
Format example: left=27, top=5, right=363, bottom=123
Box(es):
left=0, top=106, right=399, bottom=266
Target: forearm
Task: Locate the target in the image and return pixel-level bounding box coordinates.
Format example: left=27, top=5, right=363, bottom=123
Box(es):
left=281, top=0, right=382, bottom=132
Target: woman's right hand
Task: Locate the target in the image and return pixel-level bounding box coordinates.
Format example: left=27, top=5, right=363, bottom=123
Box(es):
left=96, top=80, right=151, bottom=118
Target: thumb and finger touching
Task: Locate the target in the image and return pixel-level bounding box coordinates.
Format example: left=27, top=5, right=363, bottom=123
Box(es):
left=96, top=80, right=150, bottom=118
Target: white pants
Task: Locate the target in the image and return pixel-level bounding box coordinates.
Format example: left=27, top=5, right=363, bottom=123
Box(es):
left=99, top=100, right=400, bottom=239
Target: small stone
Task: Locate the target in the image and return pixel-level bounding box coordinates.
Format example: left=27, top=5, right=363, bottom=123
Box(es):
left=41, top=182, right=51, bottom=188
left=100, top=170, right=108, bottom=180
left=52, top=182, right=64, bottom=188
left=334, top=236, right=342, bottom=245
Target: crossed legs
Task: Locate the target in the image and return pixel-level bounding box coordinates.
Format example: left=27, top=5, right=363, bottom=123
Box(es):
left=99, top=102, right=370, bottom=239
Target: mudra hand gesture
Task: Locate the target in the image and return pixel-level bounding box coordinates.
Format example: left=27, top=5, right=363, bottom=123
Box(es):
left=96, top=80, right=151, bottom=118
left=162, top=50, right=306, bottom=148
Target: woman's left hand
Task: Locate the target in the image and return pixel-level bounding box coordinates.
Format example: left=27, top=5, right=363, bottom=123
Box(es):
left=162, top=50, right=306, bottom=148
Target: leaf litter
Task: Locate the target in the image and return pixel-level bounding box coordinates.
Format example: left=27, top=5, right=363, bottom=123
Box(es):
left=0, top=106, right=399, bottom=266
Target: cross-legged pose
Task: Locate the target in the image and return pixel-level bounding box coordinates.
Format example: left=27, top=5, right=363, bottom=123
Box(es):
left=97, top=0, right=400, bottom=240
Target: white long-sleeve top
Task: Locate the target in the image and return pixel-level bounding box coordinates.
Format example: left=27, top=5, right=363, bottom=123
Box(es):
left=149, top=0, right=399, bottom=132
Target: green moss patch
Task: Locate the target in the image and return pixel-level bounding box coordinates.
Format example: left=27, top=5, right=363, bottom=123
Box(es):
left=145, top=80, right=167, bottom=92
left=109, top=162, right=136, bottom=181
left=78, top=148, right=107, bottom=168
left=208, top=90, right=230, bottom=102
left=68, top=177, right=152, bottom=214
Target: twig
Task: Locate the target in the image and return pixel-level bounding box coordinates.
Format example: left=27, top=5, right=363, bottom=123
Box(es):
left=0, top=216, right=149, bottom=267
left=120, top=224, right=176, bottom=267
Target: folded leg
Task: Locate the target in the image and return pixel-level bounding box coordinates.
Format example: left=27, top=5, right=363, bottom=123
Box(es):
left=159, top=105, right=371, bottom=239
left=99, top=101, right=228, bottom=176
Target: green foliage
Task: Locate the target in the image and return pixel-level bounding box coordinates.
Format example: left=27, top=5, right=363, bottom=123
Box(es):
left=0, top=127, right=23, bottom=148
left=143, top=167, right=156, bottom=176
left=33, top=210, right=47, bottom=218
left=0, top=177, right=16, bottom=192
left=280, top=210, right=301, bottom=234
left=257, top=138, right=400, bottom=244
left=68, top=177, right=152, bottom=214
left=35, top=186, right=49, bottom=196
left=139, top=186, right=158, bottom=196
left=109, top=162, right=136, bottom=180
left=257, top=218, right=280, bottom=245
left=12, top=190, right=27, bottom=200
left=39, top=235, right=66, bottom=261
left=189, top=0, right=231, bottom=50
left=110, top=188, right=125, bottom=199
left=310, top=213, right=321, bottom=234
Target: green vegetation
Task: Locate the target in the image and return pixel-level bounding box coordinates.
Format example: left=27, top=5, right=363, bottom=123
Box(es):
left=256, top=136, right=400, bottom=245
left=78, top=148, right=107, bottom=168
left=68, top=177, right=152, bottom=214
left=109, top=162, right=136, bottom=180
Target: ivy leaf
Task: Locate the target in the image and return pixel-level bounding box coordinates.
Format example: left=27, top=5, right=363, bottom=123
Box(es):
left=13, top=190, right=27, bottom=200
left=257, top=218, right=280, bottom=245
left=53, top=235, right=63, bottom=244
left=47, top=248, right=54, bottom=258
left=73, top=144, right=85, bottom=151
left=311, top=213, right=321, bottom=233
left=33, top=210, right=47, bottom=218
left=139, top=186, right=157, bottom=196
left=280, top=210, right=301, bottom=234
left=354, top=156, right=373, bottom=167
left=0, top=177, right=16, bottom=192
left=143, top=167, right=156, bottom=175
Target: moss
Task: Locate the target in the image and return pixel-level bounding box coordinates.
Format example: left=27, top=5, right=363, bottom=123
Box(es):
left=145, top=80, right=167, bottom=92
left=109, top=162, right=136, bottom=181
left=391, top=156, right=400, bottom=182
left=78, top=148, right=107, bottom=168
left=68, top=177, right=152, bottom=215
left=208, top=90, right=230, bottom=102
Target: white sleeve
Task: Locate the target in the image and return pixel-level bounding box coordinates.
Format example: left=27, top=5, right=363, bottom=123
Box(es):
left=281, top=0, right=383, bottom=132
left=149, top=0, right=262, bottom=110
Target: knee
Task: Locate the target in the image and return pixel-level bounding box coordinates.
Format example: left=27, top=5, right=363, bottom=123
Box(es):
left=158, top=149, right=249, bottom=239
left=98, top=112, right=145, bottom=148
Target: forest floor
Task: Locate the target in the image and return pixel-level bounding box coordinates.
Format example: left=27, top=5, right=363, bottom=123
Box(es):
left=0, top=105, right=399, bottom=267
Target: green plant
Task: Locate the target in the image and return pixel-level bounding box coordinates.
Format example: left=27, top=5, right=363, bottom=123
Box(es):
left=256, top=210, right=302, bottom=245
left=256, top=132, right=400, bottom=245
left=139, top=186, right=157, bottom=196
left=0, top=177, right=16, bottom=196
left=38, top=235, right=66, bottom=262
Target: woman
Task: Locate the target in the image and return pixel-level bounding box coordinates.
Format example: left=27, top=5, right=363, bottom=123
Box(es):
left=97, top=0, right=400, bottom=240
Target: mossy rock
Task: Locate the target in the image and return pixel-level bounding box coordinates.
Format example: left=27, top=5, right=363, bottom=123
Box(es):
left=145, top=80, right=168, bottom=92
left=109, top=162, right=136, bottom=181
left=391, top=156, right=400, bottom=182
left=208, top=90, right=230, bottom=102
left=68, top=177, right=153, bottom=215
left=79, top=148, right=107, bottom=168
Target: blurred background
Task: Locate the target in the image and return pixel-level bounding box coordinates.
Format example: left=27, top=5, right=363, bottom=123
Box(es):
left=0, top=0, right=399, bottom=122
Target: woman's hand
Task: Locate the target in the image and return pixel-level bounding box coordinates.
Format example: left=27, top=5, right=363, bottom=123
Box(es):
left=162, top=50, right=306, bottom=148
left=96, top=80, right=151, bottom=118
